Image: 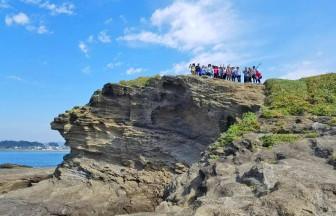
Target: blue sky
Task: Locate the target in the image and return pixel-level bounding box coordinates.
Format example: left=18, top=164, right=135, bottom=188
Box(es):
left=0, top=0, right=335, bottom=142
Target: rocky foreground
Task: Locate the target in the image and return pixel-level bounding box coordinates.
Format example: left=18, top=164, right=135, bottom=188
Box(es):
left=0, top=75, right=335, bottom=216
left=0, top=164, right=52, bottom=195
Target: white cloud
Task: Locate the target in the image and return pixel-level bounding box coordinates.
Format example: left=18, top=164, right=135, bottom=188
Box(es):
left=98, top=31, right=112, bottom=43
left=106, top=61, right=122, bottom=70
left=119, top=15, right=127, bottom=24
left=5, top=13, right=30, bottom=26
left=22, top=0, right=75, bottom=15
left=79, top=41, right=89, bottom=57
left=120, top=0, right=241, bottom=52
left=126, top=67, right=145, bottom=75
left=36, top=25, right=48, bottom=34
left=26, top=24, right=51, bottom=34
left=105, top=17, right=113, bottom=24
left=0, top=0, right=10, bottom=9
left=119, top=0, right=251, bottom=75
left=79, top=30, right=113, bottom=56
left=6, top=75, right=23, bottom=81
left=5, top=12, right=51, bottom=34
left=159, top=62, right=189, bottom=75
left=87, top=35, right=95, bottom=43
left=280, top=60, right=330, bottom=80
left=81, top=66, right=91, bottom=75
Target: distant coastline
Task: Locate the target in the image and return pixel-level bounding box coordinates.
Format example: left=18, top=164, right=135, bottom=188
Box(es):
left=0, top=149, right=70, bottom=152
left=0, top=140, right=69, bottom=152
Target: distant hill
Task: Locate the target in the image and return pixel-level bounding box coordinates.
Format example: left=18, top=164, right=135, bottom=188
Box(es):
left=0, top=140, right=67, bottom=150
left=0, top=141, right=44, bottom=149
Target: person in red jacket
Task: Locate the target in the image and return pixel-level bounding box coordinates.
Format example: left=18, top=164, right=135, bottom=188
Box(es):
left=213, top=65, right=219, bottom=78
left=256, top=70, right=262, bottom=84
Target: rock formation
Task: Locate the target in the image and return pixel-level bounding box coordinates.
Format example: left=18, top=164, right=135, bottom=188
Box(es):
left=1, top=74, right=335, bottom=216
left=0, top=165, right=52, bottom=194
left=0, top=76, right=264, bottom=216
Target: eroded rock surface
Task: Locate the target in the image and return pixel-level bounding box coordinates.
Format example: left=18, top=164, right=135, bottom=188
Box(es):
left=127, top=123, right=336, bottom=216
left=0, top=76, right=264, bottom=216
left=0, top=166, right=52, bottom=194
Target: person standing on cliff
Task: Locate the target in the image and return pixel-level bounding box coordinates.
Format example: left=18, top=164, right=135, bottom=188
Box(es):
left=213, top=65, right=219, bottom=78
left=195, top=63, right=201, bottom=76
left=201, top=65, right=207, bottom=76
left=226, top=65, right=232, bottom=81
left=219, top=65, right=224, bottom=79
left=235, top=67, right=242, bottom=83
left=243, top=67, right=248, bottom=83
left=252, top=66, right=257, bottom=83
left=256, top=69, right=263, bottom=84
left=189, top=63, right=196, bottom=75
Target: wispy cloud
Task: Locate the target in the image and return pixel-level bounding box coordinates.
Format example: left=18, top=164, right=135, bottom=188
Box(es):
left=21, top=0, right=75, bottom=15
left=0, top=0, right=10, bottom=9
left=106, top=61, right=122, bottom=70
left=265, top=51, right=335, bottom=80
left=97, top=31, right=112, bottom=43
left=81, top=66, right=91, bottom=75
left=79, top=30, right=112, bottom=56
left=119, top=0, right=248, bottom=74
left=6, top=75, right=24, bottom=81
left=5, top=75, right=43, bottom=87
left=26, top=24, right=51, bottom=34
left=126, top=67, right=145, bottom=75
left=119, top=15, right=127, bottom=24
left=5, top=12, right=51, bottom=34
left=36, top=24, right=49, bottom=34
left=104, top=17, right=113, bottom=25
left=5, top=12, right=30, bottom=26
left=280, top=60, right=331, bottom=80
left=78, top=41, right=89, bottom=57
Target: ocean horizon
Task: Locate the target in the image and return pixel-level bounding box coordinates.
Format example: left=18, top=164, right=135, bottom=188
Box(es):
left=0, top=151, right=69, bottom=168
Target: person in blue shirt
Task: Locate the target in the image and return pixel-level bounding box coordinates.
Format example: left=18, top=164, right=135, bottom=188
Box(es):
left=207, top=64, right=213, bottom=77
left=195, top=63, right=201, bottom=76
left=235, top=67, right=241, bottom=83
left=201, top=65, right=207, bottom=76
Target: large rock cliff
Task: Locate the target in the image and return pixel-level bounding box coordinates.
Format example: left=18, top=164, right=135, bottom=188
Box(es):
left=52, top=76, right=262, bottom=171
left=0, top=76, right=264, bottom=215
left=1, top=74, right=335, bottom=216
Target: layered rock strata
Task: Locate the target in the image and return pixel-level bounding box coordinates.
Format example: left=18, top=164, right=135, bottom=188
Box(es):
left=0, top=76, right=264, bottom=216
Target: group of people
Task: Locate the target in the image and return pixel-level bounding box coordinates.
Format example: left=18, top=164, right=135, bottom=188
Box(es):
left=189, top=63, right=263, bottom=83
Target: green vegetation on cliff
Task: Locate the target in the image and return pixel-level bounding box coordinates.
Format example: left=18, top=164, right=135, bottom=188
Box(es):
left=210, top=73, right=335, bottom=160
left=119, top=75, right=161, bottom=87
left=212, top=112, right=259, bottom=148
left=261, top=134, right=301, bottom=147
left=264, top=73, right=336, bottom=116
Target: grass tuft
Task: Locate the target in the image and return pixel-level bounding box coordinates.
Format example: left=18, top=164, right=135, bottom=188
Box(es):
left=213, top=112, right=259, bottom=148
left=261, top=134, right=301, bottom=147
left=119, top=75, right=161, bottom=87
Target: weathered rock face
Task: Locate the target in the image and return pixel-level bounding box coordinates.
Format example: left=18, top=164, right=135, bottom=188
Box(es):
left=127, top=121, right=336, bottom=216
left=0, top=76, right=264, bottom=216
left=1, top=75, right=336, bottom=216
left=0, top=166, right=52, bottom=194
left=52, top=76, right=263, bottom=170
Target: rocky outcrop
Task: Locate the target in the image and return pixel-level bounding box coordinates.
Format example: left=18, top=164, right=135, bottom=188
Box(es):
left=0, top=166, right=52, bottom=194
left=1, top=75, right=336, bottom=216
left=127, top=119, right=336, bottom=216
left=0, top=76, right=264, bottom=216
left=52, top=75, right=263, bottom=170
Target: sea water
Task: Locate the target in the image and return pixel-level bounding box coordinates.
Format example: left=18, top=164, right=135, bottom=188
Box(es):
left=0, top=151, right=69, bottom=168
